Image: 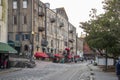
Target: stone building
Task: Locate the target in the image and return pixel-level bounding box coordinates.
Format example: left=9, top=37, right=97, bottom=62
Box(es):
left=43, top=7, right=69, bottom=54
left=68, top=23, right=76, bottom=55
left=8, top=0, right=79, bottom=57
left=8, top=0, right=46, bottom=56
left=76, top=37, right=84, bottom=57
left=46, top=7, right=57, bottom=54
left=55, top=8, right=69, bottom=53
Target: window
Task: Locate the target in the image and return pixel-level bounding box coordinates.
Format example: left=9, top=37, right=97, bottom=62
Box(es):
left=23, top=0, right=27, bottom=8
left=51, top=40, right=53, bottom=47
left=15, top=34, right=20, bottom=41
left=36, top=34, right=39, bottom=41
left=64, top=41, right=67, bottom=46
left=13, top=16, right=17, bottom=25
left=22, top=34, right=30, bottom=40
left=13, top=0, right=17, bottom=9
left=23, top=16, right=27, bottom=24
left=38, top=6, right=42, bottom=12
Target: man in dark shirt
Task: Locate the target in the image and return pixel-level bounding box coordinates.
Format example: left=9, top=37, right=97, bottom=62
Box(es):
left=116, top=57, right=120, bottom=80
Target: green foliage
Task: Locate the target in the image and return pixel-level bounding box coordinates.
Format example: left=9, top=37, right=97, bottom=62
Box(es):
left=80, top=0, right=120, bottom=58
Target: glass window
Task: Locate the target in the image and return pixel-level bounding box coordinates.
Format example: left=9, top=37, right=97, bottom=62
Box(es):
left=13, top=16, right=17, bottom=24
left=22, top=34, right=24, bottom=40
left=13, top=0, right=17, bottom=9
left=23, top=16, right=27, bottom=24
left=22, top=34, right=30, bottom=40
left=23, top=0, right=27, bottom=8
left=25, top=34, right=30, bottom=40
left=15, top=34, right=20, bottom=41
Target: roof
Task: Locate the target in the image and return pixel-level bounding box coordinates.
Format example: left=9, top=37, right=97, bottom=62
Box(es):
left=56, top=7, right=68, bottom=21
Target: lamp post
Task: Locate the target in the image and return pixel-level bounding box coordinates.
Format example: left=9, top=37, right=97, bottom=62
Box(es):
left=30, top=31, right=34, bottom=62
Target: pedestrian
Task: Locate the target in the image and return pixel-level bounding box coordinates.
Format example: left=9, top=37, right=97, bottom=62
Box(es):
left=116, top=57, right=120, bottom=80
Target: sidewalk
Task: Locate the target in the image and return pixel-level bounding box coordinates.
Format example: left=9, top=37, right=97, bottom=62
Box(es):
left=0, top=68, right=22, bottom=75
left=88, top=64, right=117, bottom=80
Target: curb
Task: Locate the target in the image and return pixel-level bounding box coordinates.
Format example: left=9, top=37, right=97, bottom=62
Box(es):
left=0, top=68, right=22, bottom=75
left=87, top=64, right=95, bottom=80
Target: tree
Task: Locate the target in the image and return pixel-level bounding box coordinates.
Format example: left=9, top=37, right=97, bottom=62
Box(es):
left=80, top=0, right=120, bottom=58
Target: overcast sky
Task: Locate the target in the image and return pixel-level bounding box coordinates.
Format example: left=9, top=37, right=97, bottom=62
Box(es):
left=41, top=0, right=105, bottom=37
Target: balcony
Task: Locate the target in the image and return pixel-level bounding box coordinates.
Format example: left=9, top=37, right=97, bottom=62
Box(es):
left=50, top=18, right=56, bottom=23
left=41, top=39, right=48, bottom=47
left=59, top=23, right=64, bottom=27
left=69, top=30, right=73, bottom=33
left=38, top=12, right=44, bottom=17
left=38, top=27, right=45, bottom=32
left=69, top=39, right=74, bottom=43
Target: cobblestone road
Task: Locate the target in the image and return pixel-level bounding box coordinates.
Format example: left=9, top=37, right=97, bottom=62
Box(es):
left=0, top=61, right=91, bottom=80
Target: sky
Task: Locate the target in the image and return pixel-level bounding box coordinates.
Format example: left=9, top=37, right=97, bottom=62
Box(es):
left=41, top=0, right=105, bottom=37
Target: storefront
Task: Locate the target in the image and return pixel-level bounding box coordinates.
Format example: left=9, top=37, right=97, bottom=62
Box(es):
left=8, top=40, right=21, bottom=54
left=0, top=42, right=17, bottom=69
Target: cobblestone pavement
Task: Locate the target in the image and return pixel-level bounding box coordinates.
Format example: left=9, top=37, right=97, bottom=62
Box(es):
left=0, top=61, right=91, bottom=80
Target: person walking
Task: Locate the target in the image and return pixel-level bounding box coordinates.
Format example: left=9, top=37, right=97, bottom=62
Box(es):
left=116, top=57, right=120, bottom=80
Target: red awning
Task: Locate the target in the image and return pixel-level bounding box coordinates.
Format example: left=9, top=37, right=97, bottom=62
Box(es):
left=74, top=55, right=80, bottom=58
left=54, top=54, right=63, bottom=58
left=67, top=55, right=72, bottom=59
left=65, top=48, right=70, bottom=51
left=34, top=52, right=48, bottom=58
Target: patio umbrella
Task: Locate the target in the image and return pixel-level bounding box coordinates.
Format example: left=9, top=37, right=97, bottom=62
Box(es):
left=34, top=52, right=48, bottom=58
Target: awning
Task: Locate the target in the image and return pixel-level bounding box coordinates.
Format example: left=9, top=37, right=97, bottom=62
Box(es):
left=8, top=40, right=21, bottom=47
left=0, top=42, right=18, bottom=53
left=74, top=55, right=80, bottom=58
left=67, top=55, right=72, bottom=59
left=54, top=54, right=63, bottom=58
left=34, top=52, right=48, bottom=58
left=65, top=48, right=70, bottom=51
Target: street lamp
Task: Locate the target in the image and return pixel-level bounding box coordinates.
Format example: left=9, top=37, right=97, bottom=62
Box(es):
left=30, top=31, right=34, bottom=62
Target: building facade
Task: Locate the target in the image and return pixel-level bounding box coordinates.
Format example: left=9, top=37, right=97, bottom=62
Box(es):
left=0, top=0, right=8, bottom=43
left=46, top=7, right=57, bottom=54
left=68, top=23, right=76, bottom=55
left=8, top=0, right=79, bottom=57
left=8, top=0, right=47, bottom=56
left=76, top=37, right=84, bottom=57
left=55, top=8, right=69, bottom=53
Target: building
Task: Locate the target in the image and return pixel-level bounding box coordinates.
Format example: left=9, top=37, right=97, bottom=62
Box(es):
left=8, top=0, right=78, bottom=58
left=45, top=7, right=57, bottom=54
left=55, top=7, right=69, bottom=53
left=83, top=42, right=94, bottom=59
left=0, top=0, right=17, bottom=69
left=0, top=0, right=7, bottom=43
left=8, top=0, right=46, bottom=56
left=76, top=37, right=84, bottom=57
left=68, top=23, right=76, bottom=55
